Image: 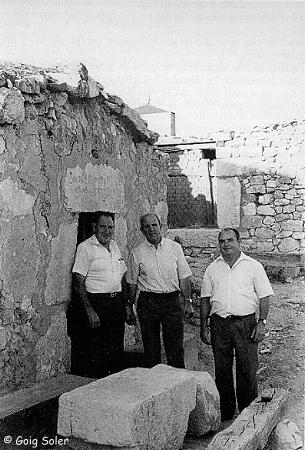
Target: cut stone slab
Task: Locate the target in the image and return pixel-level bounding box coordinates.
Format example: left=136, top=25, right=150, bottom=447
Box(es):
left=151, top=364, right=220, bottom=436
left=57, top=367, right=196, bottom=450
left=0, top=374, right=94, bottom=420
left=206, top=388, right=289, bottom=449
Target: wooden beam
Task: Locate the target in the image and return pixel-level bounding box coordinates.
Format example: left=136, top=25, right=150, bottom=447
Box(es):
left=0, top=374, right=94, bottom=419
left=206, top=388, right=289, bottom=450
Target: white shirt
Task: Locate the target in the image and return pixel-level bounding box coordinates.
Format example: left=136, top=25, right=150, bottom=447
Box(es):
left=200, top=252, right=274, bottom=317
left=72, top=235, right=127, bottom=294
left=126, top=237, right=192, bottom=293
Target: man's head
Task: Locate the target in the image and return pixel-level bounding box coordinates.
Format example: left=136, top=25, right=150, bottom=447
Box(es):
left=140, top=213, right=162, bottom=245
left=218, top=228, right=241, bottom=260
left=92, top=211, right=115, bottom=246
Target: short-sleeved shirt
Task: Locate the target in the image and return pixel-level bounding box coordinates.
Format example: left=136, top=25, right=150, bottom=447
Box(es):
left=72, top=235, right=127, bottom=294
left=200, top=251, right=274, bottom=317
left=126, top=237, right=192, bottom=293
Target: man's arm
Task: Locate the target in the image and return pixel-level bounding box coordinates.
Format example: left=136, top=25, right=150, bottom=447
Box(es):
left=73, top=272, right=100, bottom=329
left=200, top=296, right=211, bottom=345
left=251, top=295, right=273, bottom=342
left=179, top=276, right=194, bottom=319
left=125, top=283, right=137, bottom=325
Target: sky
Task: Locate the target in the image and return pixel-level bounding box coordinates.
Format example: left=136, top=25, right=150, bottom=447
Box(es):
left=0, top=0, right=304, bottom=136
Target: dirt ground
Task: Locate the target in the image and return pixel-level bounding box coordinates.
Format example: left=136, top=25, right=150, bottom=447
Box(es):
left=186, top=276, right=305, bottom=437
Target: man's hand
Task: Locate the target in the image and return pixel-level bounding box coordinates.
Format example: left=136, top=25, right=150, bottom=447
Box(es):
left=200, top=325, right=211, bottom=345
left=125, top=304, right=137, bottom=326
left=85, top=306, right=100, bottom=329
left=184, top=300, right=194, bottom=320
left=251, top=321, right=266, bottom=342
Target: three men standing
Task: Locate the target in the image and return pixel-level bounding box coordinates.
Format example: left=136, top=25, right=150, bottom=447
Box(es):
left=126, top=213, right=194, bottom=368
left=200, top=228, right=274, bottom=421
left=71, top=213, right=273, bottom=420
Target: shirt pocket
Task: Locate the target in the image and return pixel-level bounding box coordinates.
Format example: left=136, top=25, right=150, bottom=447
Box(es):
left=163, top=257, right=177, bottom=279
left=112, top=259, right=122, bottom=276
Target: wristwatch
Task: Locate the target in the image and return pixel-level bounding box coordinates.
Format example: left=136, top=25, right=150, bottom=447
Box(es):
left=259, top=318, right=267, bottom=325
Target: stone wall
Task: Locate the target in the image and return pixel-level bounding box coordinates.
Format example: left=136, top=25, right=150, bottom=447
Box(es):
left=218, top=120, right=305, bottom=260
left=0, top=63, right=168, bottom=393
left=165, top=120, right=305, bottom=288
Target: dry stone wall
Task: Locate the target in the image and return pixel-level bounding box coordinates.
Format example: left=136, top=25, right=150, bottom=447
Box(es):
left=0, top=62, right=168, bottom=393
left=218, top=120, right=305, bottom=261
left=166, top=120, right=305, bottom=299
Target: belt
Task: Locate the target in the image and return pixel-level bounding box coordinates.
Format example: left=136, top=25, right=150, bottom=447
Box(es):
left=89, top=292, right=121, bottom=298
left=104, top=292, right=120, bottom=298
left=215, top=313, right=255, bottom=321
left=141, top=291, right=179, bottom=298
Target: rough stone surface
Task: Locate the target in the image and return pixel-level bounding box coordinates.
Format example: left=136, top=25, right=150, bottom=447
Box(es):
left=0, top=87, right=25, bottom=124
left=0, top=177, right=36, bottom=216
left=151, top=364, right=221, bottom=436
left=45, top=221, right=78, bottom=305
left=35, top=312, right=70, bottom=382
left=267, top=419, right=303, bottom=450
left=0, top=62, right=168, bottom=394
left=166, top=228, right=219, bottom=249
left=57, top=367, right=196, bottom=449
left=217, top=177, right=241, bottom=228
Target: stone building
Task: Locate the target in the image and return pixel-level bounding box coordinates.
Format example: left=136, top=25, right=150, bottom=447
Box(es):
left=0, top=63, right=168, bottom=393
left=159, top=121, right=305, bottom=288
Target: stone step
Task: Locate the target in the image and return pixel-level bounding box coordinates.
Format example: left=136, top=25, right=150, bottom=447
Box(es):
left=0, top=374, right=94, bottom=420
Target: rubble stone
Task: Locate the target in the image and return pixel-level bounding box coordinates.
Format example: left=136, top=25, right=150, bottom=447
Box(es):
left=0, top=87, right=25, bottom=124
left=278, top=238, right=300, bottom=252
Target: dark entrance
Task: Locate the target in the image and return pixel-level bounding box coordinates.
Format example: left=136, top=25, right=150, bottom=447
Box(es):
left=167, top=149, right=217, bottom=228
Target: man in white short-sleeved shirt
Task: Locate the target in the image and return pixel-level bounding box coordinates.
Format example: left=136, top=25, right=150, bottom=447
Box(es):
left=126, top=213, right=194, bottom=368
left=71, top=212, right=127, bottom=378
left=200, top=228, right=274, bottom=421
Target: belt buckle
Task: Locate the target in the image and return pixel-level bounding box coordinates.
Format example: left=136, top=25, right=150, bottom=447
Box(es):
left=110, top=292, right=117, bottom=298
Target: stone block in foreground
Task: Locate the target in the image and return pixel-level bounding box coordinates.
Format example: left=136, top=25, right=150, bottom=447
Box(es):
left=151, top=364, right=221, bottom=436
left=206, top=388, right=288, bottom=449
left=57, top=367, right=196, bottom=450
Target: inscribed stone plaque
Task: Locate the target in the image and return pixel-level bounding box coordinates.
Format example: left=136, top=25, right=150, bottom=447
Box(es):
left=64, top=163, right=125, bottom=212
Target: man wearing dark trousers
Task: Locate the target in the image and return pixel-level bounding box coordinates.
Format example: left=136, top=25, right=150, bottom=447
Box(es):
left=71, top=211, right=127, bottom=378
left=126, top=213, right=194, bottom=369
left=200, top=228, right=274, bottom=421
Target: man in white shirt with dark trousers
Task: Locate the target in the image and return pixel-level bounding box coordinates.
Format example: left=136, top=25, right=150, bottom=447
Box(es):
left=72, top=211, right=127, bottom=378
left=200, top=228, right=274, bottom=421
left=126, top=213, right=194, bottom=369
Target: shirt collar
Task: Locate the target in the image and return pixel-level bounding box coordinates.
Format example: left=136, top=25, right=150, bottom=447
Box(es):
left=145, top=237, right=164, bottom=249
left=217, top=251, right=249, bottom=265
left=90, top=234, right=114, bottom=249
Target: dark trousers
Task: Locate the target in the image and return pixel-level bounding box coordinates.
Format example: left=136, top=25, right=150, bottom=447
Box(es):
left=137, top=291, right=185, bottom=369
left=70, top=293, right=125, bottom=378
left=210, top=313, right=258, bottom=421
